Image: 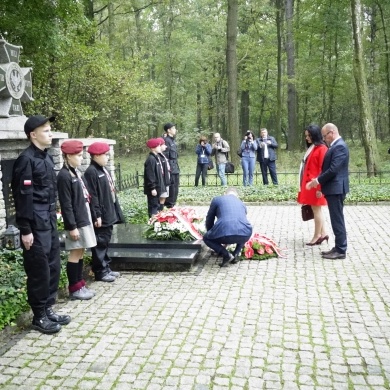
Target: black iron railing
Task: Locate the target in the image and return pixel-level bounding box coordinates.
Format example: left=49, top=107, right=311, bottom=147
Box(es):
left=115, top=163, right=390, bottom=191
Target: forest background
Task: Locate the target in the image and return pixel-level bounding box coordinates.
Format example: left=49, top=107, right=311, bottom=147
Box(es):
left=1, top=0, right=390, bottom=174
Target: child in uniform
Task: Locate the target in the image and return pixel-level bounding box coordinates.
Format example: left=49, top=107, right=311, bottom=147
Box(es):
left=144, top=138, right=166, bottom=217
left=57, top=140, right=96, bottom=300
left=83, top=142, right=125, bottom=283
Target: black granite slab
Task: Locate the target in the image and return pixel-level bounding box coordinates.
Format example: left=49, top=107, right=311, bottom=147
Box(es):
left=60, top=224, right=202, bottom=271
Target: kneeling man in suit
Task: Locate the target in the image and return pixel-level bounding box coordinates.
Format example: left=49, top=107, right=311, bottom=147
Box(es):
left=203, top=187, right=253, bottom=267
left=306, top=123, right=349, bottom=260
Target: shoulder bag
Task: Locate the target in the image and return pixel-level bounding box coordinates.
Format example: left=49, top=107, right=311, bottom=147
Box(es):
left=224, top=152, right=235, bottom=174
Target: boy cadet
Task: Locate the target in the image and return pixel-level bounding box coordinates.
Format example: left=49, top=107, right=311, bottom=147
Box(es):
left=12, top=115, right=71, bottom=334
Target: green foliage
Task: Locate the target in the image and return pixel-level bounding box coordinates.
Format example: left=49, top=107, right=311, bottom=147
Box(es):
left=0, top=249, right=29, bottom=330
left=118, top=189, right=149, bottom=224
left=0, top=248, right=89, bottom=331
left=58, top=252, right=69, bottom=291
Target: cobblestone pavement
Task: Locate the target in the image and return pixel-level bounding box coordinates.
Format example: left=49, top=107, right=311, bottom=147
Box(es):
left=1, top=205, right=390, bottom=390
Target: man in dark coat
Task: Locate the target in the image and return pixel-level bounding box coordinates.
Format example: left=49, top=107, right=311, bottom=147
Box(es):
left=203, top=187, right=252, bottom=267
left=162, top=122, right=179, bottom=208
left=306, top=123, right=349, bottom=259
left=256, top=128, right=278, bottom=185
left=12, top=115, right=71, bottom=334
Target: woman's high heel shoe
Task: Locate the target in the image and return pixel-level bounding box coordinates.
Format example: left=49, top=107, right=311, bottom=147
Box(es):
left=306, top=235, right=329, bottom=246
left=317, top=235, right=329, bottom=244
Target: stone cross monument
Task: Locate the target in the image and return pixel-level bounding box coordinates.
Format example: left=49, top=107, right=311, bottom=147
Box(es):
left=0, top=39, right=33, bottom=117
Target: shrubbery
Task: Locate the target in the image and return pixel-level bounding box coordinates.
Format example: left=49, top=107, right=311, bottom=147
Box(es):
left=0, top=249, right=29, bottom=330
left=0, top=249, right=70, bottom=330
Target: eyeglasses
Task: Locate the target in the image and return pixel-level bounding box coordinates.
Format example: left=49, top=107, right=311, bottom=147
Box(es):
left=322, top=130, right=333, bottom=139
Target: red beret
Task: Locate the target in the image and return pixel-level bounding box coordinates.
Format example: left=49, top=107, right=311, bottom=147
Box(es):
left=61, top=140, right=83, bottom=154
left=146, top=138, right=161, bottom=149
left=88, top=142, right=110, bottom=155
left=156, top=137, right=165, bottom=145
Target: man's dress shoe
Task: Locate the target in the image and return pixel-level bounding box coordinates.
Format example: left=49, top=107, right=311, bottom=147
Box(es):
left=321, top=247, right=336, bottom=256
left=219, top=254, right=235, bottom=267
left=322, top=251, right=346, bottom=260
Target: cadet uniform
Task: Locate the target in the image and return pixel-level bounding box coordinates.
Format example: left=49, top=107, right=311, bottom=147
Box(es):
left=83, top=142, right=125, bottom=282
left=163, top=122, right=180, bottom=208
left=11, top=115, right=71, bottom=334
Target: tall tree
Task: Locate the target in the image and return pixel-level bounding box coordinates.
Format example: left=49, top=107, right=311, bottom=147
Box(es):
left=350, top=0, right=379, bottom=175
left=285, top=0, right=298, bottom=150
left=226, top=0, right=239, bottom=162
left=275, top=0, right=283, bottom=144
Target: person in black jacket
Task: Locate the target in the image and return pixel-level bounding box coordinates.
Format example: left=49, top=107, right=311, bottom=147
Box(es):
left=157, top=137, right=171, bottom=211
left=57, top=140, right=96, bottom=300
left=163, top=122, right=180, bottom=207
left=144, top=138, right=167, bottom=217
left=11, top=115, right=71, bottom=334
left=83, top=142, right=125, bottom=283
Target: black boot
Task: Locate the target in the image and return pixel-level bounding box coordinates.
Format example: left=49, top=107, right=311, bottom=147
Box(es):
left=46, top=306, right=71, bottom=325
left=32, top=311, right=62, bottom=334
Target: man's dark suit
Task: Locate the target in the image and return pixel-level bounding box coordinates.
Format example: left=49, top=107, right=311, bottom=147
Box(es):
left=203, top=193, right=252, bottom=262
left=318, top=138, right=349, bottom=254
left=256, top=136, right=278, bottom=185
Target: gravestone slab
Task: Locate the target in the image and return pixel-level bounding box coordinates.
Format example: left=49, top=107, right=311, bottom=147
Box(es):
left=60, top=224, right=202, bottom=272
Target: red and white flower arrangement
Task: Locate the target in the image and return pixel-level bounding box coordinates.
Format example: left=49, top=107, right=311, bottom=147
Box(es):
left=243, top=233, right=286, bottom=260
left=144, top=207, right=204, bottom=241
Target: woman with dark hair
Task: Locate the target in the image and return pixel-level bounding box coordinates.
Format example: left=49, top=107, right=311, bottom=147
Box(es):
left=195, top=135, right=212, bottom=186
left=240, top=130, right=258, bottom=186
left=297, top=124, right=329, bottom=246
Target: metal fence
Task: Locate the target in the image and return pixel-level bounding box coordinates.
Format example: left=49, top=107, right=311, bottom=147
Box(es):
left=115, top=163, right=390, bottom=191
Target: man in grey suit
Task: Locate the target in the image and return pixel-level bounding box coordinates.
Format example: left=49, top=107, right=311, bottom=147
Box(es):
left=203, top=187, right=253, bottom=267
left=306, top=123, right=349, bottom=259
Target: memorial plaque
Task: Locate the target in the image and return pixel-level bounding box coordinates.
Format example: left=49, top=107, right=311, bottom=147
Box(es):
left=0, top=39, right=33, bottom=117
left=1, top=159, right=16, bottom=226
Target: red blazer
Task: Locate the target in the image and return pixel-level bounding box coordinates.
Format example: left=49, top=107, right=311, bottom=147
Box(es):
left=297, top=144, right=328, bottom=206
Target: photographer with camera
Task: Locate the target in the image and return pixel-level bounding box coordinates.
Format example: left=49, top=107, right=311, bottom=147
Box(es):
left=239, top=130, right=258, bottom=186
left=211, top=133, right=230, bottom=186
left=256, top=128, right=279, bottom=185
left=195, top=136, right=212, bottom=186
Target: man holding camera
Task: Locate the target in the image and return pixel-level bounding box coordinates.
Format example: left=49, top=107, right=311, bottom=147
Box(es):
left=211, top=133, right=230, bottom=186
left=256, top=128, right=279, bottom=185
left=239, top=131, right=258, bottom=186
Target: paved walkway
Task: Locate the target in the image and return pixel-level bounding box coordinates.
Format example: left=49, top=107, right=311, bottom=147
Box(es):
left=1, top=205, right=390, bottom=390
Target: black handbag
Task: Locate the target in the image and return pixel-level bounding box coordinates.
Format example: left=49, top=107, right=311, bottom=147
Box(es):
left=301, top=205, right=314, bottom=221
left=225, top=161, right=235, bottom=174
left=224, top=152, right=235, bottom=174
left=208, top=158, right=214, bottom=170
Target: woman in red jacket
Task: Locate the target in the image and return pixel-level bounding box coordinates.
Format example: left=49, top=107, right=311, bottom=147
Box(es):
left=298, top=125, right=329, bottom=246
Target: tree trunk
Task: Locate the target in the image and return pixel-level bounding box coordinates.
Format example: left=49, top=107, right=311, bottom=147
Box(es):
left=350, top=0, right=379, bottom=176
left=275, top=0, right=283, bottom=146
left=197, top=83, right=202, bottom=130
left=285, top=0, right=298, bottom=150
left=377, top=1, right=390, bottom=138
left=240, top=90, right=250, bottom=133
left=226, top=0, right=239, bottom=163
